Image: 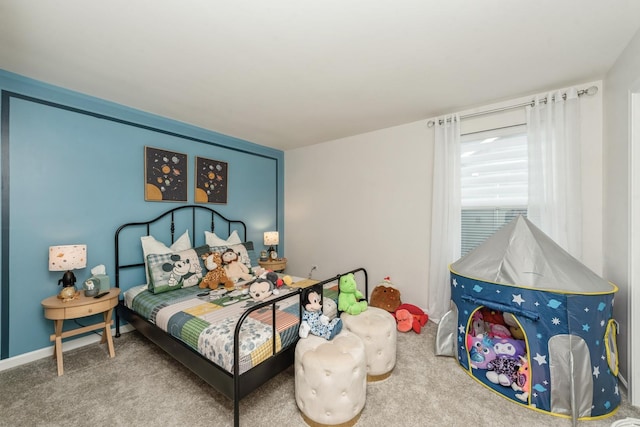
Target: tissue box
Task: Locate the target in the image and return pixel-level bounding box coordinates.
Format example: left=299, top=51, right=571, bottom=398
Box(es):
left=93, top=274, right=110, bottom=292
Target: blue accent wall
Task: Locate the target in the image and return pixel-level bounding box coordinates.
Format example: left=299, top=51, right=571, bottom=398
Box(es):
left=0, top=70, right=285, bottom=359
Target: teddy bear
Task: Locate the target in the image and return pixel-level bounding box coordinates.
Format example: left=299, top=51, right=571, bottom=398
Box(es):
left=299, top=287, right=342, bottom=340
left=221, top=248, right=254, bottom=283
left=199, top=251, right=234, bottom=290
left=369, top=277, right=402, bottom=312
left=338, top=273, right=368, bottom=315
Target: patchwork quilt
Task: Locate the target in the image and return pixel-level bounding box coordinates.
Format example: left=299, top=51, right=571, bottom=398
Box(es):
left=127, top=281, right=340, bottom=374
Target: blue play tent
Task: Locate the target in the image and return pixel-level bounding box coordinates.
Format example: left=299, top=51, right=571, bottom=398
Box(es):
left=436, top=216, right=619, bottom=421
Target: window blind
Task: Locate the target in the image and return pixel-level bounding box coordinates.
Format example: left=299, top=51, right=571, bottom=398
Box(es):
left=461, top=128, right=528, bottom=256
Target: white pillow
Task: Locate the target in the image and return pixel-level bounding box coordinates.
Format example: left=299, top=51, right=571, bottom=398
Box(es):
left=141, top=230, right=191, bottom=285
left=204, top=230, right=242, bottom=246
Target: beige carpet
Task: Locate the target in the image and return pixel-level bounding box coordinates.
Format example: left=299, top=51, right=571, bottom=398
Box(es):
left=1, top=321, right=639, bottom=427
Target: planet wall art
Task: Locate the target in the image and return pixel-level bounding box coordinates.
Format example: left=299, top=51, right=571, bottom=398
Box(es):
left=195, top=156, right=228, bottom=204
left=144, top=146, right=187, bottom=202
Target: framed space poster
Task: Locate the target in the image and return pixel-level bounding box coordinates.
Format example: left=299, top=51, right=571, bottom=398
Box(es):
left=144, top=146, right=188, bottom=202
left=195, top=156, right=228, bottom=204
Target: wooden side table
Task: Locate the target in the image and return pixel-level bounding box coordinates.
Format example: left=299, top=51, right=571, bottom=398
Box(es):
left=41, top=287, right=120, bottom=376
left=258, top=258, right=287, bottom=272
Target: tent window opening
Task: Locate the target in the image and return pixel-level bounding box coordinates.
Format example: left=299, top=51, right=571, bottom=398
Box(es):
left=461, top=126, right=528, bottom=256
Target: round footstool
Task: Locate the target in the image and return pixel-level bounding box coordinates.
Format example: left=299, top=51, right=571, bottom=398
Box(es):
left=340, top=306, right=397, bottom=382
left=295, top=330, right=367, bottom=427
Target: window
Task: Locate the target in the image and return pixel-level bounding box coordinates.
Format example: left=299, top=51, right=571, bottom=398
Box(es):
left=460, top=126, right=528, bottom=256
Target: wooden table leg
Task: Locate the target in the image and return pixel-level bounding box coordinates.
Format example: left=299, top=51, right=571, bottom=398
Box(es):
left=54, top=319, right=64, bottom=376
left=103, top=308, right=115, bottom=358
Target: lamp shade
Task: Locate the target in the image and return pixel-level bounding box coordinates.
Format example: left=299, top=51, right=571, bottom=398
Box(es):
left=263, top=231, right=279, bottom=246
left=49, top=245, right=87, bottom=271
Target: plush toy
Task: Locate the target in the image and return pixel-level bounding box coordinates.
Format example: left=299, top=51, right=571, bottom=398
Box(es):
left=503, top=312, right=525, bottom=340
left=486, top=355, right=521, bottom=388
left=299, top=288, right=342, bottom=340
left=487, top=323, right=512, bottom=339
left=492, top=337, right=526, bottom=359
left=481, top=307, right=506, bottom=326
left=338, top=273, right=368, bottom=315
left=395, top=309, right=414, bottom=332
left=467, top=334, right=496, bottom=370
left=393, top=303, right=428, bottom=333
left=248, top=277, right=276, bottom=301
left=221, top=249, right=253, bottom=283
left=470, top=310, right=486, bottom=336
left=514, top=355, right=530, bottom=401
left=199, top=252, right=234, bottom=290
left=369, top=277, right=402, bottom=312
left=486, top=337, right=527, bottom=388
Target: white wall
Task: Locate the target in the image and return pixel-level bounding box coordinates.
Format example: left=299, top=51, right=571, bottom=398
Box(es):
left=285, top=121, right=434, bottom=308
left=604, top=27, right=640, bottom=402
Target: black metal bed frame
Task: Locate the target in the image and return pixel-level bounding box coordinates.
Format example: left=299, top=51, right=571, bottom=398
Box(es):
left=113, top=205, right=368, bottom=427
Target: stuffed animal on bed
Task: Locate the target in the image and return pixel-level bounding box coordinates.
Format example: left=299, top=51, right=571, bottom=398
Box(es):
left=248, top=275, right=280, bottom=301
left=299, top=288, right=342, bottom=340
left=221, top=248, right=253, bottom=283
left=338, top=273, right=368, bottom=315
left=199, top=252, right=234, bottom=290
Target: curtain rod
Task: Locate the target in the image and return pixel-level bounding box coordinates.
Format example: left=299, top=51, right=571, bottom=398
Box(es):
left=426, top=85, right=598, bottom=128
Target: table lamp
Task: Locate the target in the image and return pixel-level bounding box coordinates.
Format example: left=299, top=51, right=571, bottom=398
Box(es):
left=49, top=244, right=87, bottom=296
left=263, top=231, right=279, bottom=260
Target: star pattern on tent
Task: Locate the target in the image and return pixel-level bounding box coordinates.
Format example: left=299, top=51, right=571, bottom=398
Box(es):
left=452, top=278, right=458, bottom=287
left=584, top=307, right=590, bottom=312
left=533, top=353, right=547, bottom=365
left=593, top=365, right=600, bottom=378
left=601, top=320, right=605, bottom=327
left=496, top=289, right=501, bottom=293
left=582, top=323, right=591, bottom=332
left=512, top=294, right=525, bottom=305
left=615, top=385, right=619, bottom=395
left=534, top=301, right=540, bottom=306
left=458, top=325, right=465, bottom=334
left=552, top=317, right=560, bottom=325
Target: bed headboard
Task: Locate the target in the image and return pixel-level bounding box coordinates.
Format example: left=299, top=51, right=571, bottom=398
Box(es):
left=114, top=205, right=247, bottom=292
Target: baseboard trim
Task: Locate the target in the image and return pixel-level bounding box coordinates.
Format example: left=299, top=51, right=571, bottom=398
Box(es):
left=0, top=324, right=135, bottom=372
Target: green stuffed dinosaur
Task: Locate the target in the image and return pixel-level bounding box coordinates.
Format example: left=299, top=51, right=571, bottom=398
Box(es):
left=338, top=273, right=368, bottom=315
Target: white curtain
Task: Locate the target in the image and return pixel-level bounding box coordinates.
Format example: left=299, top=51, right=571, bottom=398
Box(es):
left=427, top=114, right=461, bottom=322
left=526, top=88, right=582, bottom=259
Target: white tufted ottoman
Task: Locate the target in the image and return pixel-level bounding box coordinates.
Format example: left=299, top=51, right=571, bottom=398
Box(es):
left=340, top=306, right=397, bottom=382
left=295, top=330, right=367, bottom=427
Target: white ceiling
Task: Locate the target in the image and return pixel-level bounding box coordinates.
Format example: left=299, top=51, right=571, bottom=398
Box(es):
left=1, top=1, right=640, bottom=151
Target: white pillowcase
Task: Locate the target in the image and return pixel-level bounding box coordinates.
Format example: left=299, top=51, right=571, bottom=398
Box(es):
left=141, top=230, right=191, bottom=285
left=204, top=229, right=242, bottom=246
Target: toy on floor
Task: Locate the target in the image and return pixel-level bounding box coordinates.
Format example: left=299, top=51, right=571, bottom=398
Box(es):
left=338, top=273, right=368, bottom=315
left=369, top=276, right=402, bottom=312
left=299, top=287, right=342, bottom=340
left=200, top=252, right=234, bottom=290
left=394, top=303, right=428, bottom=333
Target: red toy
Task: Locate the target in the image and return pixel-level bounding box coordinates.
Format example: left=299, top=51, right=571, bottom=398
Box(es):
left=394, top=303, right=428, bottom=334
